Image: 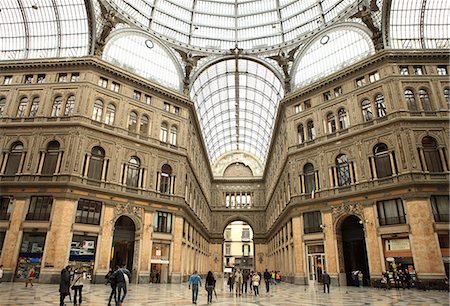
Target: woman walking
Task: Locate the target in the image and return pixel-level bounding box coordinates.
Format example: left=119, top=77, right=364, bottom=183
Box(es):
left=251, top=271, right=260, bottom=296
left=25, top=265, right=35, bottom=287
left=71, top=267, right=85, bottom=306
left=205, top=271, right=215, bottom=304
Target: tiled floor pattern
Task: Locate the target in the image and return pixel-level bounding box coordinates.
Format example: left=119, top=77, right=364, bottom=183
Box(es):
left=0, top=279, right=448, bottom=305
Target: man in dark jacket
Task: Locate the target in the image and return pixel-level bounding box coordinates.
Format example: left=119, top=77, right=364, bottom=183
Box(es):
left=112, top=265, right=131, bottom=305
left=263, top=269, right=271, bottom=293
left=59, top=265, right=71, bottom=306
left=322, top=271, right=331, bottom=293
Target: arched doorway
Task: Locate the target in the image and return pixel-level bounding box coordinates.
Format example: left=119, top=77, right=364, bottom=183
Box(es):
left=111, top=216, right=136, bottom=273
left=223, top=221, right=254, bottom=275
left=341, top=215, right=370, bottom=286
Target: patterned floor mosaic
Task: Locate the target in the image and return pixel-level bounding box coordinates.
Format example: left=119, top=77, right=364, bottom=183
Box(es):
left=0, top=279, right=448, bottom=305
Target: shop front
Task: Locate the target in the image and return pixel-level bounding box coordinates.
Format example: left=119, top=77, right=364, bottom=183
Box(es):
left=306, top=244, right=325, bottom=284
left=68, top=234, right=98, bottom=282
left=16, top=232, right=47, bottom=281
left=383, top=237, right=416, bottom=284
left=150, top=242, right=170, bottom=283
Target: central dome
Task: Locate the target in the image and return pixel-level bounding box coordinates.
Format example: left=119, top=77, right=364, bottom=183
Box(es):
left=104, top=0, right=358, bottom=52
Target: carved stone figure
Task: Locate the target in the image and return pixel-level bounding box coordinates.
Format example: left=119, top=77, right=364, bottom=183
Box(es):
left=174, top=49, right=207, bottom=94
left=267, top=44, right=301, bottom=92
left=350, top=0, right=384, bottom=51
left=95, top=1, right=125, bottom=56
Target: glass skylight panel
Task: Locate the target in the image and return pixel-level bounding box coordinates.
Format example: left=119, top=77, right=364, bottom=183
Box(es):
left=103, top=33, right=181, bottom=90
left=157, top=0, right=191, bottom=22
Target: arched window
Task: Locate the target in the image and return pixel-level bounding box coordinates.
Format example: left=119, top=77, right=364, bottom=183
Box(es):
left=17, top=97, right=28, bottom=117
left=361, top=100, right=373, bottom=122
left=51, top=96, right=63, bottom=117
left=404, top=89, right=417, bottom=111
left=444, top=87, right=450, bottom=107
left=307, top=120, right=315, bottom=140
left=160, top=122, right=168, bottom=142
left=297, top=124, right=305, bottom=144
left=140, top=115, right=149, bottom=135
left=0, top=97, right=5, bottom=117
left=160, top=164, right=172, bottom=193
left=64, top=95, right=75, bottom=116
left=105, top=104, right=116, bottom=125
left=126, top=156, right=140, bottom=187
left=29, top=97, right=40, bottom=117
left=374, top=143, right=393, bottom=178
left=336, top=154, right=351, bottom=186
left=422, top=137, right=443, bottom=172
left=41, top=141, right=60, bottom=175
left=4, top=142, right=24, bottom=175
left=338, top=108, right=348, bottom=129
left=92, top=100, right=103, bottom=121
left=304, top=163, right=315, bottom=194
left=326, top=113, right=336, bottom=133
left=375, top=94, right=387, bottom=117
left=87, top=146, right=105, bottom=180
left=128, top=111, right=138, bottom=132
left=170, top=126, right=177, bottom=145
left=418, top=89, right=432, bottom=111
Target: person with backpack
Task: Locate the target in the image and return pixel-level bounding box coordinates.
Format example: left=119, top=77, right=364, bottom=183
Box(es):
left=25, top=265, right=35, bottom=287
left=188, top=270, right=202, bottom=304
left=105, top=268, right=117, bottom=306
left=71, top=267, right=85, bottom=306
left=111, top=265, right=131, bottom=306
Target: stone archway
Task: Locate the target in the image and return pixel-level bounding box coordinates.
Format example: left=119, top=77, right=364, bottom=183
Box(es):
left=111, top=216, right=136, bottom=273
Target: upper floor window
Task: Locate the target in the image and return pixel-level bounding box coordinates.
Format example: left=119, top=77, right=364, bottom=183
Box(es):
left=37, top=74, right=46, bottom=83
left=16, top=97, right=28, bottom=117
left=3, top=75, right=13, bottom=85
left=421, top=136, right=443, bottom=172
left=70, top=73, right=80, bottom=82
left=105, top=104, right=116, bottom=125
left=297, top=124, right=305, bottom=144
left=170, top=126, right=177, bottom=145
left=303, top=211, right=322, bottom=234
left=356, top=76, right=366, bottom=88
left=41, top=141, right=61, bottom=175
left=111, top=82, right=120, bottom=92
left=404, top=89, right=418, bottom=111
left=26, top=196, right=53, bottom=221
left=326, top=113, right=336, bottom=133
left=413, top=65, right=424, bottom=75
left=64, top=95, right=75, bottom=116
left=334, top=86, right=343, bottom=97
left=336, top=154, right=351, bottom=186
left=24, top=74, right=33, bottom=84
left=126, top=156, right=140, bottom=188
left=399, top=66, right=409, bottom=75
left=304, top=163, right=315, bottom=194
left=375, top=94, right=387, bottom=117
left=140, top=115, right=149, bottom=135
left=92, top=100, right=103, bottom=121
left=160, top=122, right=168, bottom=142
left=437, top=65, right=448, bottom=75
left=163, top=102, right=170, bottom=112
left=369, top=71, right=380, bottom=83
left=154, top=211, right=172, bottom=233
left=323, top=91, right=332, bottom=101
left=306, top=120, right=315, bottom=141
left=128, top=111, right=138, bottom=132
left=224, top=228, right=232, bottom=240
left=58, top=73, right=68, bottom=82
left=88, top=146, right=105, bottom=181
left=295, top=100, right=311, bottom=114
left=374, top=143, right=393, bottom=178
left=159, top=164, right=172, bottom=194
left=377, top=198, right=406, bottom=225
left=4, top=142, right=24, bottom=175
left=144, top=95, right=152, bottom=105
left=75, top=199, right=102, bottom=225
left=0, top=98, right=5, bottom=117
left=338, top=108, right=348, bottom=129
left=361, top=99, right=373, bottom=122
left=431, top=195, right=449, bottom=223
left=0, top=197, right=12, bottom=220
left=242, top=228, right=250, bottom=241
left=29, top=97, right=40, bottom=117
left=133, top=90, right=141, bottom=101
left=98, top=77, right=108, bottom=88
left=51, top=96, right=63, bottom=117
left=173, top=106, right=180, bottom=115
left=418, top=89, right=432, bottom=111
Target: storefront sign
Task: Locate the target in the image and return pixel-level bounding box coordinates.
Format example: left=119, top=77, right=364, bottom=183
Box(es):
left=385, top=238, right=410, bottom=251
left=151, top=259, right=169, bottom=264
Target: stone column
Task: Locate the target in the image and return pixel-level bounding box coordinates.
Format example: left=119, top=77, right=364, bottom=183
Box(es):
left=292, top=216, right=306, bottom=284
left=363, top=204, right=383, bottom=280
left=40, top=198, right=77, bottom=283
left=322, top=210, right=340, bottom=285
left=93, top=205, right=115, bottom=283
left=169, top=215, right=183, bottom=283
left=405, top=198, right=445, bottom=281
left=210, top=242, right=223, bottom=275
left=138, top=210, right=153, bottom=283
left=0, top=197, right=27, bottom=281
left=254, top=243, right=267, bottom=273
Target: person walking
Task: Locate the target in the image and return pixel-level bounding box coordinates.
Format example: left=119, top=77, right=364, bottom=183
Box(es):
left=105, top=268, right=118, bottom=306
left=322, top=270, right=331, bottom=293
left=59, top=265, right=71, bottom=306
left=0, top=265, right=3, bottom=283
left=111, top=265, right=131, bottom=306
left=242, top=270, right=249, bottom=294
left=205, top=271, right=215, bottom=304
left=252, top=272, right=260, bottom=296
left=25, top=265, right=35, bottom=287
left=235, top=268, right=243, bottom=296
left=263, top=269, right=271, bottom=293
left=358, top=271, right=363, bottom=288
left=227, top=272, right=234, bottom=293
left=188, top=270, right=202, bottom=305
left=249, top=271, right=253, bottom=293
left=71, top=267, right=85, bottom=306
left=271, top=271, right=276, bottom=285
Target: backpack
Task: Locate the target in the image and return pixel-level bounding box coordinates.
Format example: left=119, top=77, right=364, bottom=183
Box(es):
left=122, top=269, right=130, bottom=285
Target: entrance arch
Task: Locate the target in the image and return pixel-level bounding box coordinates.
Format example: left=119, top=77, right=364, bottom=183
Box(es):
left=340, top=215, right=370, bottom=286
left=223, top=221, right=254, bottom=275
left=111, top=216, right=136, bottom=273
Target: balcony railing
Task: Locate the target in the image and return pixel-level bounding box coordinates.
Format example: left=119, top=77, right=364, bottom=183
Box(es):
left=0, top=212, right=10, bottom=220
left=434, top=213, right=449, bottom=223
left=304, top=226, right=322, bottom=234
left=25, top=212, right=51, bottom=221
left=379, top=215, right=406, bottom=226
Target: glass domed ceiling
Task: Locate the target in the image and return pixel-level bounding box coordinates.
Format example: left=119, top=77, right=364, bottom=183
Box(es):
left=103, top=0, right=357, bottom=51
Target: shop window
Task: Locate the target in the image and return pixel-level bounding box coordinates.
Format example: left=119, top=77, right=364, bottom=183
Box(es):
left=399, top=66, right=409, bottom=75
left=356, top=76, right=366, bottom=88
left=75, top=199, right=102, bottom=225
left=126, top=157, right=140, bottom=188
left=98, top=77, right=108, bottom=88
left=3, top=75, right=12, bottom=85
left=413, top=66, right=424, bottom=75
left=374, top=143, right=393, bottom=178
left=304, top=163, right=315, bottom=195
left=16, top=232, right=46, bottom=280
left=154, top=211, right=172, bottom=233
left=326, top=113, right=336, bottom=133
left=24, top=74, right=33, bottom=84
left=0, top=97, right=5, bottom=117
left=70, top=73, right=80, bottom=82
left=58, top=73, right=68, bottom=82
left=128, top=111, right=138, bottom=132
left=111, top=82, right=120, bottom=92
left=336, top=154, right=351, bottom=186
left=338, top=108, right=348, bottom=129
left=418, top=89, right=432, bottom=111
left=64, top=95, right=75, bottom=116
left=170, top=126, right=177, bottom=145
left=307, top=120, right=315, bottom=141
left=92, top=100, right=103, bottom=121
left=369, top=71, right=380, bottom=83
left=361, top=99, right=373, bottom=122
left=29, top=97, right=40, bottom=117
left=431, top=195, right=449, bottom=223
left=4, top=142, right=24, bottom=175
left=160, top=122, right=168, bottom=142
left=304, top=211, right=322, bottom=234
left=297, top=124, right=305, bottom=144
left=375, top=94, right=387, bottom=117
left=16, top=97, right=28, bottom=117
left=437, top=65, right=448, bottom=75
left=69, top=235, right=97, bottom=280
left=133, top=90, right=141, bottom=101
left=159, top=164, right=172, bottom=194
left=37, top=74, right=46, bottom=83
left=51, top=96, right=63, bottom=117
left=404, top=89, right=418, bottom=111
left=87, top=146, right=105, bottom=181
left=422, top=136, right=443, bottom=172
left=0, top=196, right=12, bottom=220
left=105, top=104, right=116, bottom=125
left=41, top=141, right=61, bottom=175
left=140, top=115, right=149, bottom=135
left=26, top=196, right=53, bottom=221
left=377, top=198, right=406, bottom=225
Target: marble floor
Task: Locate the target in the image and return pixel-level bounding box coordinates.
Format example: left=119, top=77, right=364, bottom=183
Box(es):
left=0, top=279, right=448, bottom=306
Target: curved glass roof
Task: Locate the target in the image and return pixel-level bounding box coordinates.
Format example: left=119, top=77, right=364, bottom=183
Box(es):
left=293, top=26, right=374, bottom=88
left=103, top=0, right=356, bottom=51
left=191, top=59, right=284, bottom=163
left=103, top=31, right=182, bottom=90
left=0, top=0, right=90, bottom=60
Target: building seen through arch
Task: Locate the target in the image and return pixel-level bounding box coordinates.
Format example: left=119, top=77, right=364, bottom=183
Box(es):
left=0, top=0, right=448, bottom=289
